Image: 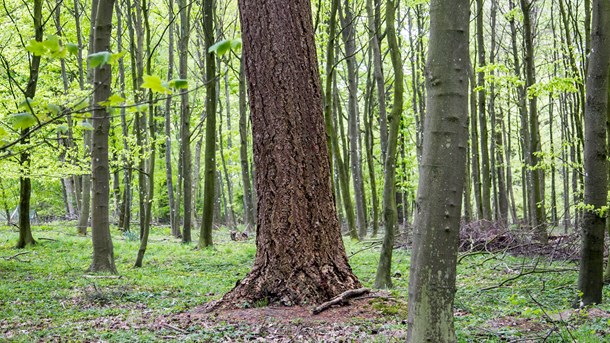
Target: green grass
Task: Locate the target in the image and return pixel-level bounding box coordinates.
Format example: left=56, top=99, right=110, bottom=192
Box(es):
left=1, top=223, right=609, bottom=342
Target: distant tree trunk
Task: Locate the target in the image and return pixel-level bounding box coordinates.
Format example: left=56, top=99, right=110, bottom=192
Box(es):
left=363, top=59, right=380, bottom=237
left=115, top=2, right=132, bottom=233
left=367, top=0, right=387, bottom=160
left=178, top=0, right=192, bottom=243
left=217, top=0, right=361, bottom=307
left=476, top=0, right=492, bottom=221
left=135, top=0, right=156, bottom=267
left=238, top=62, right=255, bottom=230
left=165, top=0, right=178, bottom=237
left=470, top=70, right=483, bottom=220
left=78, top=0, right=100, bottom=236
left=339, top=0, right=368, bottom=239
left=199, top=0, right=216, bottom=248
left=578, top=0, right=609, bottom=306
left=521, top=0, right=547, bottom=243
left=406, top=0, right=469, bottom=341
left=16, top=0, right=43, bottom=249
left=323, top=0, right=358, bottom=240
left=604, top=80, right=610, bottom=283
left=374, top=0, right=403, bottom=289
left=89, top=0, right=117, bottom=274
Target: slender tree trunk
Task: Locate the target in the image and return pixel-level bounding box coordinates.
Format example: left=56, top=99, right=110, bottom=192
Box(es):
left=238, top=61, right=255, bottom=230
left=165, top=0, right=178, bottom=237
left=521, top=0, right=547, bottom=243
left=577, top=0, right=610, bottom=306
left=16, top=0, right=43, bottom=249
left=476, top=0, right=492, bottom=221
left=367, top=0, right=387, bottom=160
left=374, top=0, right=403, bottom=289
left=339, top=0, right=368, bottom=239
left=323, top=0, right=358, bottom=240
left=199, top=0, right=216, bottom=248
left=406, top=1, right=469, bottom=341
left=217, top=0, right=361, bottom=307
left=179, top=0, right=192, bottom=243
left=89, top=0, right=117, bottom=274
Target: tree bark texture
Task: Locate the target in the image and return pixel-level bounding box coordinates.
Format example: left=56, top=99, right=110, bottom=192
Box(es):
left=578, top=0, right=610, bottom=306
left=407, top=0, right=469, bottom=341
left=89, top=0, right=117, bottom=274
left=218, top=0, right=361, bottom=307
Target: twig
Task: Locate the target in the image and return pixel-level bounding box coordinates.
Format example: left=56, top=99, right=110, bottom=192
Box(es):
left=2, top=251, right=31, bottom=260
left=312, top=288, right=370, bottom=315
left=481, top=268, right=577, bottom=291
left=38, top=237, right=58, bottom=242
left=162, top=323, right=188, bottom=334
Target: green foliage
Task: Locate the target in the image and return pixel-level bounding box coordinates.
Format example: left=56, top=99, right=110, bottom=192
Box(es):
left=208, top=38, right=242, bottom=56
left=88, top=51, right=112, bottom=68
left=141, top=74, right=171, bottom=94
left=8, top=112, right=37, bottom=130
left=25, top=35, right=70, bottom=59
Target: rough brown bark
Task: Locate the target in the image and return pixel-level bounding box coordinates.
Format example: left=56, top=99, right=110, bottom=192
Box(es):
left=216, top=0, right=361, bottom=307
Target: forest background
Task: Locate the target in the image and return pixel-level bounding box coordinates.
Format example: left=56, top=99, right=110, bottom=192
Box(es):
left=1, top=0, right=610, bottom=341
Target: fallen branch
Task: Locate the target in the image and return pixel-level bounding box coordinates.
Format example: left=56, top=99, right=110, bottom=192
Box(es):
left=2, top=251, right=31, bottom=261
left=312, top=288, right=370, bottom=315
left=161, top=323, right=188, bottom=334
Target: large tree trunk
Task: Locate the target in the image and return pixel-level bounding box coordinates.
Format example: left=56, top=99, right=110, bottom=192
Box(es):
left=89, top=0, right=117, bottom=274
left=16, top=0, right=43, bottom=249
left=406, top=0, right=469, bottom=341
left=578, top=0, right=610, bottom=306
left=217, top=0, right=361, bottom=307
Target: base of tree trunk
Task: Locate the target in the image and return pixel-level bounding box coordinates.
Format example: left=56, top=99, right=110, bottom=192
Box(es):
left=208, top=261, right=361, bottom=311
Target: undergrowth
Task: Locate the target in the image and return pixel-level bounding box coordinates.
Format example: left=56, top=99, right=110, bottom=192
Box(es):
left=0, top=223, right=609, bottom=342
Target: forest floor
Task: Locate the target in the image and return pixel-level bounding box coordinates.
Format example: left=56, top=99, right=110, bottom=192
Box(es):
left=1, top=222, right=610, bottom=342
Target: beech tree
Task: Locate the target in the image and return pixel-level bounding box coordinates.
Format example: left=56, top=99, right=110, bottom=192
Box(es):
left=89, top=0, right=117, bottom=273
left=406, top=0, right=470, bottom=341
left=577, top=0, right=610, bottom=306
left=216, top=0, right=361, bottom=306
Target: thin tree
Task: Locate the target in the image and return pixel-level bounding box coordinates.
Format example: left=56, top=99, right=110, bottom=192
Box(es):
left=215, top=0, right=361, bottom=307
left=16, top=0, right=42, bottom=249
left=199, top=0, right=216, bottom=248
left=577, top=0, right=610, bottom=306
left=406, top=0, right=469, bottom=340
left=89, top=0, right=117, bottom=274
left=374, top=0, right=403, bottom=289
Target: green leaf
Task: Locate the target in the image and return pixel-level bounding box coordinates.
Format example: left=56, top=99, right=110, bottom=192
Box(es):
left=25, top=39, right=46, bottom=56
left=78, top=122, right=94, bottom=131
left=141, top=74, right=171, bottom=94
left=0, top=126, right=7, bottom=139
left=43, top=35, right=60, bottom=52
left=88, top=51, right=111, bottom=68
left=18, top=98, right=37, bottom=113
left=67, top=43, right=78, bottom=55
left=169, top=79, right=189, bottom=89
left=109, top=51, right=127, bottom=65
left=99, top=94, right=125, bottom=107
left=72, top=99, right=89, bottom=112
left=56, top=124, right=69, bottom=134
left=230, top=38, right=242, bottom=50
left=47, top=103, right=61, bottom=116
left=208, top=39, right=232, bottom=56
left=9, top=112, right=37, bottom=130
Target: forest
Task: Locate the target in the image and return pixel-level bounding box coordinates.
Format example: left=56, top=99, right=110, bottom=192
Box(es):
left=0, top=0, right=609, bottom=341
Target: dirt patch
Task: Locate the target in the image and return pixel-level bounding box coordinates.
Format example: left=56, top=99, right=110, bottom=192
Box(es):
left=153, top=291, right=408, bottom=342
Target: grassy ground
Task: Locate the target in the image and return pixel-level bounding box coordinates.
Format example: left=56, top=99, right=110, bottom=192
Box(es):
left=1, top=223, right=609, bottom=342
